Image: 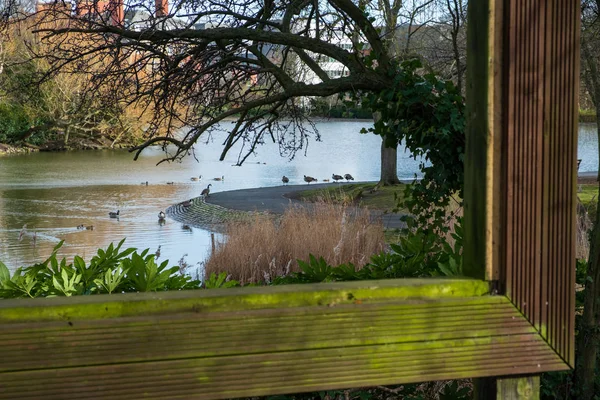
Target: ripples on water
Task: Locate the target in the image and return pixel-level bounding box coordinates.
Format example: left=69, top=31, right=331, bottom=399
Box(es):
left=0, top=121, right=597, bottom=272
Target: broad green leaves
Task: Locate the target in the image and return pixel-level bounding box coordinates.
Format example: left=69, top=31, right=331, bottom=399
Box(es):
left=0, top=241, right=201, bottom=299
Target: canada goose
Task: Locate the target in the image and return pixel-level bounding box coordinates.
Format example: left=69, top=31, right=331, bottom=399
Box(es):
left=158, top=211, right=166, bottom=220
left=109, top=210, right=120, bottom=218
left=332, top=174, right=344, bottom=182
left=344, top=173, right=354, bottom=182
left=85, top=225, right=95, bottom=231
left=181, top=200, right=192, bottom=207
left=166, top=181, right=174, bottom=185
left=141, top=181, right=148, bottom=185
left=155, top=245, right=161, bottom=259
left=201, top=184, right=212, bottom=197
left=77, top=224, right=85, bottom=230
left=191, top=177, right=199, bottom=181
left=282, top=176, right=289, bottom=185
left=213, top=175, right=224, bottom=181
left=304, top=175, right=317, bottom=184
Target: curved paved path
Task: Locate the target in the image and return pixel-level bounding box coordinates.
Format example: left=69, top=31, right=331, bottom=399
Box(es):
left=166, top=182, right=406, bottom=230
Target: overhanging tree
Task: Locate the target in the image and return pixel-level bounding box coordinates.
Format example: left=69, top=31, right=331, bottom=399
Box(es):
left=12, top=0, right=462, bottom=184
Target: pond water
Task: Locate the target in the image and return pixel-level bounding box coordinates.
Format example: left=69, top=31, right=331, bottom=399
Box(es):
left=1, top=121, right=598, bottom=273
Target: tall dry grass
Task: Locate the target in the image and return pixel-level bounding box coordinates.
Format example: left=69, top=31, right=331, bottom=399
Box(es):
left=577, top=200, right=593, bottom=260
left=204, top=202, right=386, bottom=284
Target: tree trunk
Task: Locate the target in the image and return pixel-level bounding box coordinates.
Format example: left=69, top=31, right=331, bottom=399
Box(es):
left=380, top=137, right=400, bottom=185
left=576, top=107, right=600, bottom=400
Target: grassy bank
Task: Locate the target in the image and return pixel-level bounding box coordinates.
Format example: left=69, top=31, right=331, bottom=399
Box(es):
left=293, top=183, right=406, bottom=211
left=580, top=109, right=597, bottom=123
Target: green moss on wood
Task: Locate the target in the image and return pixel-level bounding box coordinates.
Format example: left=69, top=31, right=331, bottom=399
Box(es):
left=0, top=279, right=489, bottom=322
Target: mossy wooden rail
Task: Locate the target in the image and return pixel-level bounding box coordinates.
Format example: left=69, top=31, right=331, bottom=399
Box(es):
left=0, top=0, right=581, bottom=398
left=0, top=280, right=562, bottom=399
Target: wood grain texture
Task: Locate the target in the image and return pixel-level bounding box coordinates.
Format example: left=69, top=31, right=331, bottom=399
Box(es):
left=0, top=290, right=564, bottom=399
left=0, top=278, right=489, bottom=322
left=503, top=0, right=579, bottom=366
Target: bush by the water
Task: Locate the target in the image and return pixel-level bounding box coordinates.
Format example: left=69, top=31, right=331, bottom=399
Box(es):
left=205, top=202, right=386, bottom=284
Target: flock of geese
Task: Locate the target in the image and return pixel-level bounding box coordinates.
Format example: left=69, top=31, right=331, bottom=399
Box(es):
left=282, top=173, right=355, bottom=185
left=75, top=172, right=354, bottom=233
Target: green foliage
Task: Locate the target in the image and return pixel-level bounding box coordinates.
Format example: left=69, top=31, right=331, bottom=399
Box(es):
left=203, top=272, right=240, bottom=289
left=359, top=59, right=466, bottom=240
left=274, top=221, right=464, bottom=285
left=360, top=58, right=465, bottom=194
left=0, top=240, right=200, bottom=299
left=540, top=258, right=598, bottom=399
left=259, top=380, right=471, bottom=400
left=0, top=103, right=31, bottom=143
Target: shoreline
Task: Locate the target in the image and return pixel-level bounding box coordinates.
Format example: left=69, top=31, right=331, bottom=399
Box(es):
left=167, top=183, right=407, bottom=230
left=168, top=175, right=600, bottom=230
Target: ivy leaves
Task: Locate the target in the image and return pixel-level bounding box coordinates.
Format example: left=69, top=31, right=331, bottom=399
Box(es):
left=360, top=59, right=465, bottom=202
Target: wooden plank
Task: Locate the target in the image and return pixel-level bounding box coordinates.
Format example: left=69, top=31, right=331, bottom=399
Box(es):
left=0, top=344, right=560, bottom=400
left=501, top=0, right=579, bottom=366
left=0, top=293, right=563, bottom=399
left=497, top=376, right=540, bottom=399
left=0, top=278, right=489, bottom=322
left=469, top=0, right=579, bottom=367
left=0, top=297, right=525, bottom=372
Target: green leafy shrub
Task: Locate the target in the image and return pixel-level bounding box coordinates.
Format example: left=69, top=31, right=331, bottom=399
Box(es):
left=0, top=239, right=201, bottom=299
left=0, top=103, right=31, bottom=143
left=204, top=272, right=240, bottom=289
left=274, top=221, right=464, bottom=285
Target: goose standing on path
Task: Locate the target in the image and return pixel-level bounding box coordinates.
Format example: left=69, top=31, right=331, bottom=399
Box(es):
left=332, top=174, right=344, bottom=182
left=344, top=173, right=354, bottom=182
left=282, top=176, right=289, bottom=185
left=109, top=210, right=120, bottom=218
left=201, top=184, right=212, bottom=198
left=304, top=175, right=317, bottom=184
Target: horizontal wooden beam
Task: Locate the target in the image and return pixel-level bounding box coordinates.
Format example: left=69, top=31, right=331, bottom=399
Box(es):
left=0, top=279, right=566, bottom=399
left=0, top=278, right=490, bottom=321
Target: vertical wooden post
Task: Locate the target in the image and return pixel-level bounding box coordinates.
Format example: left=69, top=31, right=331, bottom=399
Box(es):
left=465, top=0, right=579, bottom=397
left=463, top=0, right=503, bottom=281
left=497, top=376, right=540, bottom=400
